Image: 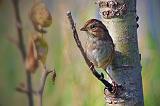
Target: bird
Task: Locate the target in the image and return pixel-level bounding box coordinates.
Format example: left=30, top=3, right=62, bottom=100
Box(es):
left=80, top=19, right=115, bottom=81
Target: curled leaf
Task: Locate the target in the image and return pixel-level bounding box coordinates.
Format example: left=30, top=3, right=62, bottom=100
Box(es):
left=33, top=36, right=48, bottom=65
left=30, top=1, right=52, bottom=32
left=25, top=38, right=38, bottom=73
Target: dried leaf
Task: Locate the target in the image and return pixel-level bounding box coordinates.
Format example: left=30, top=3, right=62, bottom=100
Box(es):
left=26, top=38, right=38, bottom=73
left=33, top=36, right=48, bottom=65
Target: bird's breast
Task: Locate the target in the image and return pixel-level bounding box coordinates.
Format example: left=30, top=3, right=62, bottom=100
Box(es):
left=85, top=38, right=114, bottom=68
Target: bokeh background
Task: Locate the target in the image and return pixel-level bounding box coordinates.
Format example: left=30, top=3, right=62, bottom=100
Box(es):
left=0, top=0, right=160, bottom=106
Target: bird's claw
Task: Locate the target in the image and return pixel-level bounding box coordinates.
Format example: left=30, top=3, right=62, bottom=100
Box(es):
left=111, top=81, right=118, bottom=95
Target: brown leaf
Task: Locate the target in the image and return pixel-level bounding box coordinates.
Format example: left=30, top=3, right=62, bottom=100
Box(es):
left=25, top=38, right=38, bottom=73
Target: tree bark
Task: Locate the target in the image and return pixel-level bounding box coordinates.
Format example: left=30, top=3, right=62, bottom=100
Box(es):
left=97, top=0, right=144, bottom=105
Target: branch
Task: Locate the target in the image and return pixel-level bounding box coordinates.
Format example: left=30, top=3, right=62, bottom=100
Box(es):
left=16, top=65, right=56, bottom=106
left=12, top=0, right=26, bottom=60
left=37, top=65, right=56, bottom=106
left=16, top=83, right=37, bottom=94
left=66, top=11, right=114, bottom=92
left=12, top=0, right=34, bottom=106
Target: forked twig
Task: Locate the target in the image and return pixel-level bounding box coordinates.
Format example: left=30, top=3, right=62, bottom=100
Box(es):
left=16, top=65, right=56, bottom=106
left=37, top=64, right=56, bottom=106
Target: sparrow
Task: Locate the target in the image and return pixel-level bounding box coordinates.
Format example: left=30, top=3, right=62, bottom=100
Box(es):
left=80, top=19, right=115, bottom=81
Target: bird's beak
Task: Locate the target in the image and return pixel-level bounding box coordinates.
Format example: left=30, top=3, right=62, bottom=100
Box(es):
left=80, top=27, right=87, bottom=31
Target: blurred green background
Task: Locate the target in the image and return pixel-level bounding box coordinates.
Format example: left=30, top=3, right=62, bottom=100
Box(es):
left=0, top=0, right=160, bottom=106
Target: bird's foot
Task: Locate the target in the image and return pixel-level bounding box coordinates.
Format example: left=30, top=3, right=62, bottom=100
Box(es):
left=104, top=82, right=125, bottom=104
left=111, top=81, right=118, bottom=95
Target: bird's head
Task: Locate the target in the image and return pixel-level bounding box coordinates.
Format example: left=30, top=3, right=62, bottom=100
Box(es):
left=80, top=19, right=108, bottom=37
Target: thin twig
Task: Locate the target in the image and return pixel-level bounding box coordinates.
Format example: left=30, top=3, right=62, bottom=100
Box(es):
left=12, top=0, right=26, bottom=59
left=16, top=66, right=56, bottom=106
left=37, top=64, right=56, bottom=106
left=66, top=11, right=113, bottom=92
left=12, top=0, right=34, bottom=106
left=16, top=83, right=37, bottom=94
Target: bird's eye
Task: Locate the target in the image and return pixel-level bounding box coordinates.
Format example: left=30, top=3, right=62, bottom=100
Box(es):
left=90, top=24, right=96, bottom=29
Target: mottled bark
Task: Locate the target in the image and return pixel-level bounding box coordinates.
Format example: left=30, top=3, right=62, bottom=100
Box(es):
left=97, top=0, right=144, bottom=105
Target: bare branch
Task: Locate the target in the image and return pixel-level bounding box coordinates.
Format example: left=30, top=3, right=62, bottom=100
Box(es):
left=12, top=0, right=26, bottom=60
left=12, top=0, right=34, bottom=106
left=16, top=83, right=37, bottom=94
left=37, top=64, right=56, bottom=106
left=16, top=66, right=56, bottom=106
left=66, top=11, right=114, bottom=92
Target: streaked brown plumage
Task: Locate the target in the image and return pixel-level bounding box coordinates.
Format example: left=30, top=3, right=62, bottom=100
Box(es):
left=80, top=19, right=115, bottom=80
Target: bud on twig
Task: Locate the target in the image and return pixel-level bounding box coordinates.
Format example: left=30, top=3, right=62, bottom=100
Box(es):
left=30, top=1, right=52, bottom=32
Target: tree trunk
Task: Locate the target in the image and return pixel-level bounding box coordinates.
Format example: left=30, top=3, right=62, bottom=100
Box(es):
left=97, top=0, right=144, bottom=105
